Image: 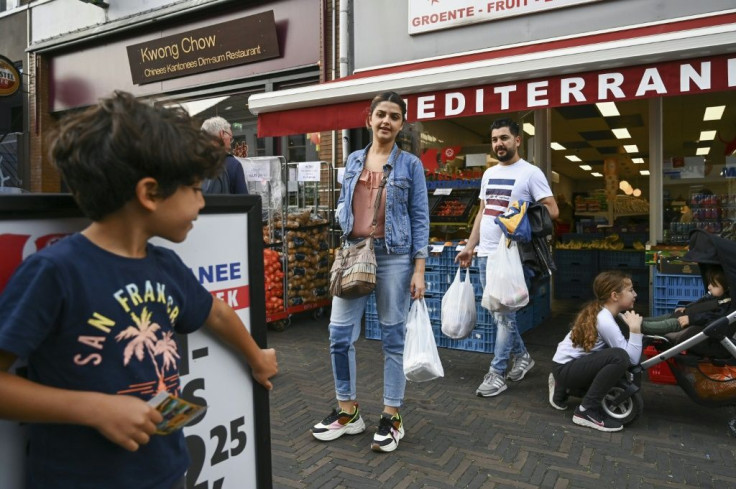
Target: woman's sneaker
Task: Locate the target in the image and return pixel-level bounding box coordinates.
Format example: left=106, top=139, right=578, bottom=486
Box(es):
left=371, top=412, right=404, bottom=452
left=572, top=406, right=623, bottom=432
left=548, top=373, right=568, bottom=411
left=311, top=403, right=366, bottom=441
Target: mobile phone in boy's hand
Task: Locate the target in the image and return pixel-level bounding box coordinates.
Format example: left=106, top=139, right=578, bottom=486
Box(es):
left=147, top=391, right=207, bottom=435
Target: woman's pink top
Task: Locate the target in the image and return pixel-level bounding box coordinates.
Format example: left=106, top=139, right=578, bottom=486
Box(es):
left=350, top=169, right=386, bottom=238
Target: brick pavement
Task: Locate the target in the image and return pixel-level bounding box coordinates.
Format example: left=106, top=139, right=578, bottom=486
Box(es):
left=266, top=308, right=736, bottom=489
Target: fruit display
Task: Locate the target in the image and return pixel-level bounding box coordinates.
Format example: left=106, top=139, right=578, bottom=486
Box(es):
left=555, top=233, right=637, bottom=250
left=263, top=249, right=284, bottom=315
left=429, top=193, right=476, bottom=223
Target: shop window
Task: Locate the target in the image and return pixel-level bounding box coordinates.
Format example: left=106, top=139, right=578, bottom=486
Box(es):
left=550, top=99, right=650, bottom=238
left=175, top=92, right=268, bottom=159
left=663, top=92, right=736, bottom=243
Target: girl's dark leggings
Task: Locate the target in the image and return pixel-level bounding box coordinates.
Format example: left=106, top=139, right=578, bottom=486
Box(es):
left=553, top=347, right=630, bottom=410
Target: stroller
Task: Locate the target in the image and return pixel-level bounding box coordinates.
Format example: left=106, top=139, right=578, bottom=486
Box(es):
left=596, top=229, right=736, bottom=425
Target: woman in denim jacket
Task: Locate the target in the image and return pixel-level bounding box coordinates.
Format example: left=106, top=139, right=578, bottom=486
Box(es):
left=311, top=91, right=429, bottom=453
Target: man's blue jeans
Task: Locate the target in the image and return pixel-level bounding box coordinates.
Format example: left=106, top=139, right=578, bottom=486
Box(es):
left=328, top=239, right=414, bottom=407
left=477, top=256, right=528, bottom=375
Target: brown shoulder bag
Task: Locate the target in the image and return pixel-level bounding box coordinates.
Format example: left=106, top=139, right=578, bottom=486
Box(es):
left=329, top=167, right=391, bottom=299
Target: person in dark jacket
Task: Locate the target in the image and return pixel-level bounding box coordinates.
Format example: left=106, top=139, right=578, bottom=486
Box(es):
left=642, top=266, right=730, bottom=335
left=200, top=116, right=248, bottom=194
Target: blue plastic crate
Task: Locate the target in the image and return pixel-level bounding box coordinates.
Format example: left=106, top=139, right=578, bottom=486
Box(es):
left=365, top=293, right=377, bottom=315
left=516, top=304, right=534, bottom=334
left=424, top=295, right=442, bottom=325
left=425, top=270, right=449, bottom=295
left=652, top=269, right=705, bottom=302
left=651, top=298, right=686, bottom=317
left=554, top=249, right=597, bottom=268
left=425, top=252, right=443, bottom=269
left=439, top=322, right=495, bottom=353
left=533, top=292, right=551, bottom=326
left=630, top=269, right=650, bottom=302
left=553, top=273, right=595, bottom=299
left=598, top=250, right=645, bottom=270
left=441, top=246, right=459, bottom=269
left=365, top=313, right=380, bottom=340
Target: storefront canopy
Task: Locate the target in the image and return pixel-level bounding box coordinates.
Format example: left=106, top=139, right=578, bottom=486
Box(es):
left=250, top=12, right=736, bottom=137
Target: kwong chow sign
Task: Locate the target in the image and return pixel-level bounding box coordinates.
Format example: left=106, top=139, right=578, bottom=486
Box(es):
left=408, top=0, right=604, bottom=35
left=0, top=55, right=21, bottom=97
left=126, top=11, right=280, bottom=85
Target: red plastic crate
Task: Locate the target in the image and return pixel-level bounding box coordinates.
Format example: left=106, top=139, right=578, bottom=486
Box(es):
left=643, top=346, right=677, bottom=384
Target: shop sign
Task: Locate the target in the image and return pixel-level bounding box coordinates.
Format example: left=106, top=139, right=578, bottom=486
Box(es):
left=126, top=11, right=280, bottom=85
left=255, top=54, right=736, bottom=137
left=408, top=0, right=604, bottom=35
left=405, top=55, right=736, bottom=122
left=0, top=55, right=21, bottom=97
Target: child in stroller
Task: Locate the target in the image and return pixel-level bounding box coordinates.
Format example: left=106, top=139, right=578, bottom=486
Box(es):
left=640, top=229, right=736, bottom=435
left=641, top=265, right=731, bottom=336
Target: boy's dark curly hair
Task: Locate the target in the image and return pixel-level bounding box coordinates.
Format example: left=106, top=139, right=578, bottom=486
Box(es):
left=49, top=91, right=225, bottom=221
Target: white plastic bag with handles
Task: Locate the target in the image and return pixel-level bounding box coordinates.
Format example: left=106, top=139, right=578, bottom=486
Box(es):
left=403, top=298, right=444, bottom=382
left=482, top=239, right=529, bottom=312
left=441, top=267, right=477, bottom=339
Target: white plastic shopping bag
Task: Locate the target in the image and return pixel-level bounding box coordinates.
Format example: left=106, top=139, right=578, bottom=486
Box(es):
left=403, top=298, right=444, bottom=382
left=441, top=267, right=477, bottom=339
left=481, top=239, right=529, bottom=312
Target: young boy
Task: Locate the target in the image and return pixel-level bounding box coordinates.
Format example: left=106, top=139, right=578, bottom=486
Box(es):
left=642, top=266, right=730, bottom=335
left=0, top=91, right=278, bottom=489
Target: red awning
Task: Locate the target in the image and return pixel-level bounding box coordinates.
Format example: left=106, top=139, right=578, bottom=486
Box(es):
left=252, top=12, right=736, bottom=137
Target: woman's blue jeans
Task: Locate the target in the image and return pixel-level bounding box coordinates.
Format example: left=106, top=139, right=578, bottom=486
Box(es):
left=329, top=238, right=413, bottom=408
left=477, top=256, right=528, bottom=375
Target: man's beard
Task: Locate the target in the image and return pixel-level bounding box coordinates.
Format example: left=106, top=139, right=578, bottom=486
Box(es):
left=495, top=147, right=516, bottom=162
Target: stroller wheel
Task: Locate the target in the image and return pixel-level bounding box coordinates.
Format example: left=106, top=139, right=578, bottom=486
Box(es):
left=601, top=386, right=644, bottom=425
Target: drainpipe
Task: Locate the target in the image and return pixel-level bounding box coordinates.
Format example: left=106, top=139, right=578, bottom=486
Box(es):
left=339, top=0, right=350, bottom=163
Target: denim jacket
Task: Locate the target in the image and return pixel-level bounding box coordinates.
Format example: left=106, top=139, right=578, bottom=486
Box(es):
left=336, top=144, right=429, bottom=259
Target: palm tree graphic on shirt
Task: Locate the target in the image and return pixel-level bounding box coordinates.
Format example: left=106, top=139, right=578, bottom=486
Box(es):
left=115, top=307, right=180, bottom=393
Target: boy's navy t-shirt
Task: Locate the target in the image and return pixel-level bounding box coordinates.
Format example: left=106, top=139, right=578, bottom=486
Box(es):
left=0, top=233, right=213, bottom=489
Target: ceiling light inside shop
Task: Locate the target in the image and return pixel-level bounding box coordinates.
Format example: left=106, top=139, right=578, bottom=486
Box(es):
left=596, top=102, right=620, bottom=117
left=699, top=130, right=717, bottom=141
left=640, top=170, right=650, bottom=175
left=696, top=147, right=711, bottom=155
left=703, top=105, right=726, bottom=121
left=619, top=180, right=630, bottom=191
left=624, top=144, right=639, bottom=153
left=612, top=128, right=631, bottom=139
left=579, top=165, right=592, bottom=171
left=591, top=172, right=603, bottom=177
left=633, top=189, right=642, bottom=197
left=523, top=123, right=535, bottom=136
left=565, top=155, right=582, bottom=162
left=550, top=142, right=566, bottom=150
left=624, top=187, right=634, bottom=195
left=632, top=158, right=645, bottom=164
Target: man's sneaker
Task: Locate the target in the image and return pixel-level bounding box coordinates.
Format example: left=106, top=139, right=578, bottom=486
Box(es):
left=507, top=353, right=535, bottom=382
left=371, top=412, right=405, bottom=452
left=548, top=373, right=568, bottom=411
left=476, top=371, right=507, bottom=397
left=572, top=406, right=623, bottom=432
left=311, top=403, right=366, bottom=441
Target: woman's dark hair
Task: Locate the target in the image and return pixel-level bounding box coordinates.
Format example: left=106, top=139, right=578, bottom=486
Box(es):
left=49, top=91, right=225, bottom=221
left=369, top=91, right=407, bottom=121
